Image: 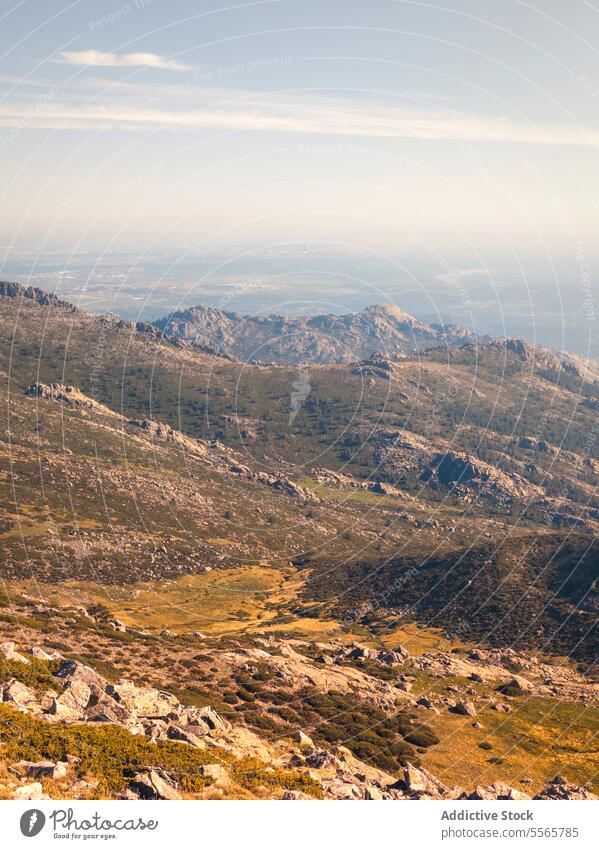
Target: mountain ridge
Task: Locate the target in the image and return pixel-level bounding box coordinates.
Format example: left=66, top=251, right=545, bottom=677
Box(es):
left=153, top=301, right=482, bottom=365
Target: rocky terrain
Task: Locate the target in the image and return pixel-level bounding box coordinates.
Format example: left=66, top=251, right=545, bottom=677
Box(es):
left=153, top=303, right=481, bottom=364
left=0, top=280, right=597, bottom=799
left=1, top=632, right=596, bottom=801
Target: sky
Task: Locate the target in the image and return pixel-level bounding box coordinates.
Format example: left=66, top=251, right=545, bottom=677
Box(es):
left=1, top=0, right=599, bottom=325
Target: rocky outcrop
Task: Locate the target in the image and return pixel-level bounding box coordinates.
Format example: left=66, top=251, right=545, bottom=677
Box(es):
left=229, top=465, right=318, bottom=501
left=430, top=451, right=542, bottom=503
left=127, top=419, right=208, bottom=456
left=535, top=776, right=597, bottom=800
left=0, top=280, right=76, bottom=311
left=373, top=428, right=542, bottom=504
left=24, top=383, right=116, bottom=416
left=127, top=767, right=181, bottom=800
left=2, top=655, right=232, bottom=747
left=2, top=641, right=597, bottom=801
left=154, top=303, right=478, bottom=366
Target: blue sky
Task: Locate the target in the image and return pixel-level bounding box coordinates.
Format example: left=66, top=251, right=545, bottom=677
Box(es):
left=1, top=0, right=599, bottom=258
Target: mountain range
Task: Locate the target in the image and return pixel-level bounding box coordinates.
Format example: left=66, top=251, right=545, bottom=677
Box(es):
left=153, top=302, right=482, bottom=364
left=0, top=280, right=597, bottom=801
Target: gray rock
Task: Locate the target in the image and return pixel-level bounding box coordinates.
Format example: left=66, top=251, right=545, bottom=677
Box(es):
left=13, top=760, right=68, bottom=779
left=452, top=701, right=477, bottom=717
left=166, top=724, right=207, bottom=748
left=12, top=782, right=50, bottom=800
left=2, top=679, right=38, bottom=708
left=199, top=764, right=231, bottom=787
left=0, top=641, right=30, bottom=664
left=129, top=768, right=181, bottom=800
left=293, top=730, right=314, bottom=747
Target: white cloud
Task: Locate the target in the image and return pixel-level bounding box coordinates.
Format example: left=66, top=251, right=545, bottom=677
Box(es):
left=1, top=87, right=598, bottom=145
left=436, top=268, right=494, bottom=285
left=58, top=50, right=190, bottom=72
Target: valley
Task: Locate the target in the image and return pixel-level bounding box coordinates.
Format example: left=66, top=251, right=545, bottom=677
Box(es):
left=0, top=281, right=597, bottom=801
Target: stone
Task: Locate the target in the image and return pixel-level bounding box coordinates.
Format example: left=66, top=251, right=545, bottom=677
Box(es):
left=502, top=675, right=534, bottom=693
left=305, top=749, right=341, bottom=770
left=129, top=768, right=181, bottom=800
left=403, top=763, right=450, bottom=798
left=379, top=650, right=406, bottom=665
left=105, top=680, right=179, bottom=718
left=12, top=782, right=50, bottom=800
left=293, top=730, right=314, bottom=747
left=199, top=764, right=231, bottom=787
left=347, top=645, right=378, bottom=661
left=282, top=790, right=312, bottom=799
left=469, top=782, right=530, bottom=801
left=13, top=760, right=68, bottom=780
left=55, top=659, right=106, bottom=691
left=0, top=641, right=30, bottom=664
left=48, top=698, right=82, bottom=720
left=185, top=706, right=231, bottom=734
left=535, top=777, right=597, bottom=800
left=365, top=785, right=384, bottom=800
left=56, top=679, right=92, bottom=712
left=30, top=646, right=61, bottom=660
left=321, top=777, right=362, bottom=799
left=452, top=701, right=477, bottom=717
left=166, top=724, right=207, bottom=748
left=2, top=679, right=38, bottom=708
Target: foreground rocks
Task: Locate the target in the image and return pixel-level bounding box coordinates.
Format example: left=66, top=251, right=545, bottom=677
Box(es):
left=1, top=642, right=597, bottom=802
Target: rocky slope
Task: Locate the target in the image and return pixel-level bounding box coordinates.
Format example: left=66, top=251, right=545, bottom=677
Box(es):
left=0, top=282, right=598, bottom=800
left=1, top=635, right=596, bottom=801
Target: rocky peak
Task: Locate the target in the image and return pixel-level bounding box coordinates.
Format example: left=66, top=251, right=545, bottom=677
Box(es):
left=0, top=280, right=76, bottom=311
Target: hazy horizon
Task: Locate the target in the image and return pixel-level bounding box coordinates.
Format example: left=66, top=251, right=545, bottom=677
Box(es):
left=1, top=1, right=598, bottom=358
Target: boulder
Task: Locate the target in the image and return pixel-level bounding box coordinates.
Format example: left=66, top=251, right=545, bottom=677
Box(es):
left=128, top=768, right=181, bottom=800
left=469, top=782, right=530, bottom=801
left=402, top=763, right=450, bottom=799
left=2, top=679, right=38, bottom=708
left=535, top=776, right=597, bottom=800
left=346, top=644, right=378, bottom=660
left=48, top=698, right=83, bottom=720
left=199, top=764, right=231, bottom=788
left=282, top=790, right=312, bottom=800
left=166, top=724, right=207, bottom=748
left=452, top=701, right=477, bottom=717
left=13, top=760, right=68, bottom=780
left=364, top=785, right=384, bottom=800
left=56, top=679, right=92, bottom=712
left=30, top=646, right=62, bottom=660
left=12, top=782, right=49, bottom=801
left=85, top=698, right=133, bottom=724
left=185, top=706, right=231, bottom=735
left=379, top=650, right=406, bottom=665
left=500, top=675, right=534, bottom=694
left=321, top=777, right=363, bottom=799
left=0, top=641, right=30, bottom=664
left=55, top=659, right=107, bottom=692
left=105, top=679, right=179, bottom=718
left=293, top=730, right=314, bottom=747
